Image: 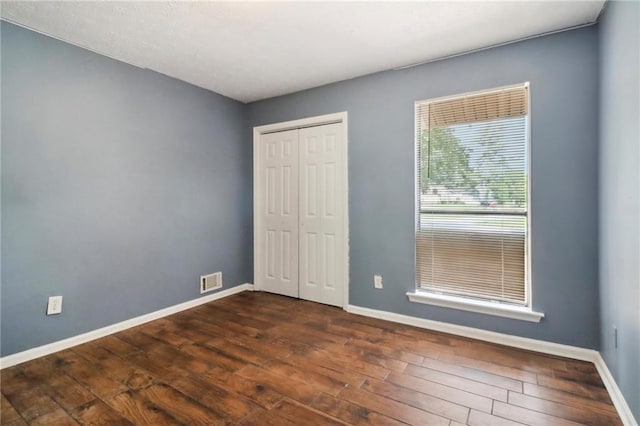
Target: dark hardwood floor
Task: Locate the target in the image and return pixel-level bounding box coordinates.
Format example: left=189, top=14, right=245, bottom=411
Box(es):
left=1, top=291, right=621, bottom=425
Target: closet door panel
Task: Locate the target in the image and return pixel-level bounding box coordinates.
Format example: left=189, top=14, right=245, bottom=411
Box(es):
left=299, top=123, right=344, bottom=307
left=257, top=130, right=299, bottom=297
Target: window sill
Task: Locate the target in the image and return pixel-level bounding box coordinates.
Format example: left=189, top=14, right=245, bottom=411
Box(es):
left=406, top=291, right=544, bottom=323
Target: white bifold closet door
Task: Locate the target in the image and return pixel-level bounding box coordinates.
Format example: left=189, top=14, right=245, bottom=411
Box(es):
left=259, top=129, right=299, bottom=298
left=257, top=122, right=345, bottom=307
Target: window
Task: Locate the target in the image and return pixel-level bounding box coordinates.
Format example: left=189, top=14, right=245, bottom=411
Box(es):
left=414, top=83, right=532, bottom=311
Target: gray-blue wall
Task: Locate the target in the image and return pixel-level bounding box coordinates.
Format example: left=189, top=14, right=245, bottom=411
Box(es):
left=1, top=22, right=252, bottom=357
left=248, top=26, right=600, bottom=349
left=1, top=18, right=613, bottom=359
left=598, top=1, right=640, bottom=419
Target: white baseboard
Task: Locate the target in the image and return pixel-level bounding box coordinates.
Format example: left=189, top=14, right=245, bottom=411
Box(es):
left=346, top=304, right=637, bottom=426
left=346, top=304, right=597, bottom=360
left=0, top=283, right=255, bottom=369
left=593, top=353, right=638, bottom=426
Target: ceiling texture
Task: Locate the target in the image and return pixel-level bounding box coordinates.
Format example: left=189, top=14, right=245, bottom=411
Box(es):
left=1, top=1, right=605, bottom=103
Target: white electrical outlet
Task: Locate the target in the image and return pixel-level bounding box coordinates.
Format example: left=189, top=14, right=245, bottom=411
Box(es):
left=47, top=296, right=63, bottom=315
left=374, top=275, right=383, bottom=289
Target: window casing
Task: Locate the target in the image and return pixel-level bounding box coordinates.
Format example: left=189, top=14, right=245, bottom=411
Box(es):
left=416, top=83, right=530, bottom=306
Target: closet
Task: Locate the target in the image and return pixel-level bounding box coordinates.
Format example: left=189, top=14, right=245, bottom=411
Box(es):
left=253, top=114, right=348, bottom=307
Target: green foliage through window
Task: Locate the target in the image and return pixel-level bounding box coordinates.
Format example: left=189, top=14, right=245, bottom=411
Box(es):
left=419, top=117, right=527, bottom=210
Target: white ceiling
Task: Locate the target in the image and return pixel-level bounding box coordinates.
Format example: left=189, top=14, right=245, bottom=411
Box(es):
left=1, top=1, right=605, bottom=103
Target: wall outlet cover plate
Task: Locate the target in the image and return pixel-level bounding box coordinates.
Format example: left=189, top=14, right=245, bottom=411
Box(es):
left=47, top=296, right=63, bottom=315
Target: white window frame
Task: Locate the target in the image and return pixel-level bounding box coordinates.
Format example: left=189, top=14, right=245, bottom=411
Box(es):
left=407, top=83, right=543, bottom=323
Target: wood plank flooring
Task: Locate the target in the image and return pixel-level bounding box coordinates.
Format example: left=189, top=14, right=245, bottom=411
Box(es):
left=0, top=291, right=621, bottom=425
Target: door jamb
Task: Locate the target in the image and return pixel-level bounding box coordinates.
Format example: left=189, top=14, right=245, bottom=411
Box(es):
left=253, top=112, right=349, bottom=309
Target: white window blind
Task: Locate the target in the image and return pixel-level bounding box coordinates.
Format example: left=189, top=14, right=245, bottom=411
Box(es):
left=416, top=84, right=529, bottom=305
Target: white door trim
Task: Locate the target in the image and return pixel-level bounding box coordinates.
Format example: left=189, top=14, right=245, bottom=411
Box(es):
left=253, top=112, right=349, bottom=308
